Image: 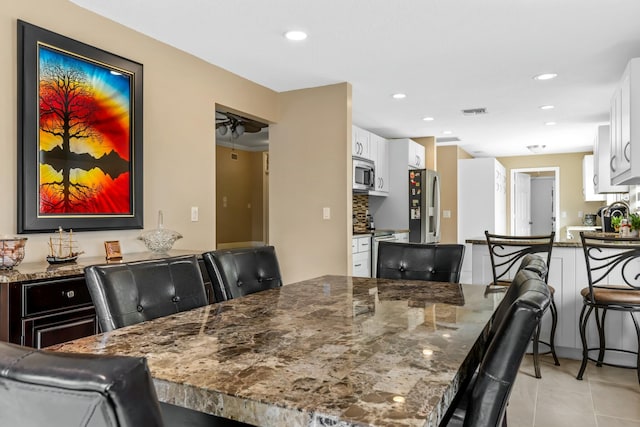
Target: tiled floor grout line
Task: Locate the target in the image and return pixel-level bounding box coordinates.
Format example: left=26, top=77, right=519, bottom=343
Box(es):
left=531, top=375, right=538, bottom=427
left=587, top=373, right=599, bottom=427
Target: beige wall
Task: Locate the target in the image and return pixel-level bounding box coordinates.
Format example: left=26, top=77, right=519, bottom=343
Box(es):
left=270, top=83, right=352, bottom=283
left=215, top=146, right=264, bottom=244
left=4, top=0, right=353, bottom=284
left=437, top=146, right=473, bottom=243
left=2, top=0, right=278, bottom=263
left=497, top=152, right=606, bottom=234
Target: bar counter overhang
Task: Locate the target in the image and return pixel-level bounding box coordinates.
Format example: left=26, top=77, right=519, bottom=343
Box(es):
left=49, top=275, right=501, bottom=427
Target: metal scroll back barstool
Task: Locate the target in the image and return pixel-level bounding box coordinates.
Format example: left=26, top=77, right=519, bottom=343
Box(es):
left=484, top=230, right=560, bottom=378
left=577, top=232, right=640, bottom=384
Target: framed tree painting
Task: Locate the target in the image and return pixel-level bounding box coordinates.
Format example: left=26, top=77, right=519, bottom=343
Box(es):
left=17, top=20, right=143, bottom=233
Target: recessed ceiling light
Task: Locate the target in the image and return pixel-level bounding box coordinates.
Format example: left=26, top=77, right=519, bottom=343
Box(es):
left=533, top=73, right=558, bottom=81
left=443, top=130, right=453, bottom=135
left=545, top=121, right=557, bottom=126
left=284, top=30, right=307, bottom=41
left=392, top=93, right=406, bottom=99
left=540, top=105, right=555, bottom=110
left=527, top=145, right=547, bottom=153
left=422, top=116, right=434, bottom=121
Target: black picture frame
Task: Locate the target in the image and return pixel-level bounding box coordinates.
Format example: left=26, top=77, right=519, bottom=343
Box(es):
left=17, top=20, right=143, bottom=233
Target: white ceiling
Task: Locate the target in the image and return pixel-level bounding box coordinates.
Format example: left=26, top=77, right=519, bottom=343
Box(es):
left=70, top=0, right=640, bottom=157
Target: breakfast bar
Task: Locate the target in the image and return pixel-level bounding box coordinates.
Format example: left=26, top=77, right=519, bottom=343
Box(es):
left=49, top=275, right=501, bottom=427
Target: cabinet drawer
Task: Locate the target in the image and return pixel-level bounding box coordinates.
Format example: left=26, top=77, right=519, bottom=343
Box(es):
left=23, top=277, right=92, bottom=316
left=357, top=237, right=371, bottom=253
left=22, top=305, right=97, bottom=349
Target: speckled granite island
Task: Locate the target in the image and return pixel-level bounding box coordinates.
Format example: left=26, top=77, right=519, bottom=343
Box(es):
left=49, top=275, right=501, bottom=427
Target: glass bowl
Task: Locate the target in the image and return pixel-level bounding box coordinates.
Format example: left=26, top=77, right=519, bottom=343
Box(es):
left=138, top=228, right=182, bottom=253
left=0, top=237, right=28, bottom=270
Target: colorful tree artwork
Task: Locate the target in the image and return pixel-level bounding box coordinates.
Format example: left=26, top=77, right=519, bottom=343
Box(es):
left=38, top=46, right=132, bottom=215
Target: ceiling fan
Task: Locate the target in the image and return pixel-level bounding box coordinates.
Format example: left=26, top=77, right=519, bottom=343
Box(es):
left=215, top=111, right=267, bottom=138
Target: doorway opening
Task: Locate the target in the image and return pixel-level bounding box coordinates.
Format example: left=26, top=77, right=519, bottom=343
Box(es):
left=215, top=108, right=269, bottom=249
left=510, top=167, right=560, bottom=238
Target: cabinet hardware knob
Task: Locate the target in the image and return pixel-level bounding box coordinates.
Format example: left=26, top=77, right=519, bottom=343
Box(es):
left=624, top=142, right=631, bottom=162
left=64, top=290, right=75, bottom=298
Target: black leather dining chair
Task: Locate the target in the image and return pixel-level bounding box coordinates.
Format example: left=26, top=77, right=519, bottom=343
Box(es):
left=0, top=341, right=253, bottom=427
left=202, top=246, right=283, bottom=302
left=84, top=255, right=208, bottom=332
left=484, top=231, right=560, bottom=378
left=577, top=232, right=640, bottom=384
left=442, top=269, right=551, bottom=427
left=376, top=241, right=465, bottom=283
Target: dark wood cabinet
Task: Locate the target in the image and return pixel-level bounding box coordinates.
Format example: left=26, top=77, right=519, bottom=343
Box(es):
left=0, top=250, right=212, bottom=348
left=2, top=275, right=97, bottom=349
left=23, top=306, right=97, bottom=349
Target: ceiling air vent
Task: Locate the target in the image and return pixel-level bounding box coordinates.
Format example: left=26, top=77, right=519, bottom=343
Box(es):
left=436, top=136, right=461, bottom=143
left=461, top=107, right=487, bottom=116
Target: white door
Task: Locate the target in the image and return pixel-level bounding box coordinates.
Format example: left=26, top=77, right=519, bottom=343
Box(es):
left=531, top=177, right=554, bottom=235
left=514, top=172, right=531, bottom=235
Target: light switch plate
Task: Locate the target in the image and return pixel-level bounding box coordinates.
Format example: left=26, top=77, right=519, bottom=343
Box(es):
left=323, top=207, right=331, bottom=220
left=191, top=206, right=198, bottom=222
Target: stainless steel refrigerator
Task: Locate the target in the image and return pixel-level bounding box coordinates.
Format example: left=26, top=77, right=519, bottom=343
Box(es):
left=408, top=169, right=441, bottom=243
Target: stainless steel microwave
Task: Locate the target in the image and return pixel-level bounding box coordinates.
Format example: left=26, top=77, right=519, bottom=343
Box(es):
left=353, top=157, right=375, bottom=192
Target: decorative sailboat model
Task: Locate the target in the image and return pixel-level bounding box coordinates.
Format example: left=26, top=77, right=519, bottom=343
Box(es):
left=47, top=227, right=83, bottom=264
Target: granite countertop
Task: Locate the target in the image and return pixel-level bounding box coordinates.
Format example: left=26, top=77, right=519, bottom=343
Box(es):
left=353, top=229, right=410, bottom=237
left=0, top=249, right=204, bottom=284
left=49, top=275, right=499, bottom=427
left=465, top=236, right=582, bottom=247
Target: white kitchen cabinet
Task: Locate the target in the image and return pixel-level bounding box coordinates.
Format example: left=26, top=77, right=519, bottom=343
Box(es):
left=370, top=133, right=389, bottom=195
left=371, top=139, right=426, bottom=231
left=352, top=125, right=372, bottom=160
left=593, top=124, right=628, bottom=193
left=352, top=235, right=371, bottom=277
left=582, top=155, right=606, bottom=201
left=408, top=139, right=425, bottom=169
left=610, top=58, right=640, bottom=185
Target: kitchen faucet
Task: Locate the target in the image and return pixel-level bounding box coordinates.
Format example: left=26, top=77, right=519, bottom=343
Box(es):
left=603, top=200, right=630, bottom=218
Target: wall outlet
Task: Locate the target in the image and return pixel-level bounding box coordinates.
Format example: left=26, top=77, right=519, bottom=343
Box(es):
left=443, top=210, right=451, bottom=218
left=191, top=206, right=199, bottom=222
left=578, top=211, right=583, bottom=218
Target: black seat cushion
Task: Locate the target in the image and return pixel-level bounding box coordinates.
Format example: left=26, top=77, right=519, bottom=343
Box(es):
left=85, top=255, right=208, bottom=332
left=202, top=246, right=283, bottom=302
left=376, top=241, right=465, bottom=283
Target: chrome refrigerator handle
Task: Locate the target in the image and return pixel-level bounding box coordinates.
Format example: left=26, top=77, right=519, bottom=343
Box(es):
left=433, top=172, right=441, bottom=242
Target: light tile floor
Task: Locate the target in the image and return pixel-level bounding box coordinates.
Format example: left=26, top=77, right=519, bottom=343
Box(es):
left=508, top=355, right=640, bottom=427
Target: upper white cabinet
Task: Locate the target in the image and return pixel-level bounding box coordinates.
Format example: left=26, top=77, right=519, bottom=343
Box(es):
left=610, top=58, right=640, bottom=185
left=594, top=124, right=628, bottom=193
left=352, top=125, right=372, bottom=160
left=582, top=155, right=606, bottom=201
left=370, top=133, right=389, bottom=195
left=408, top=139, right=425, bottom=169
